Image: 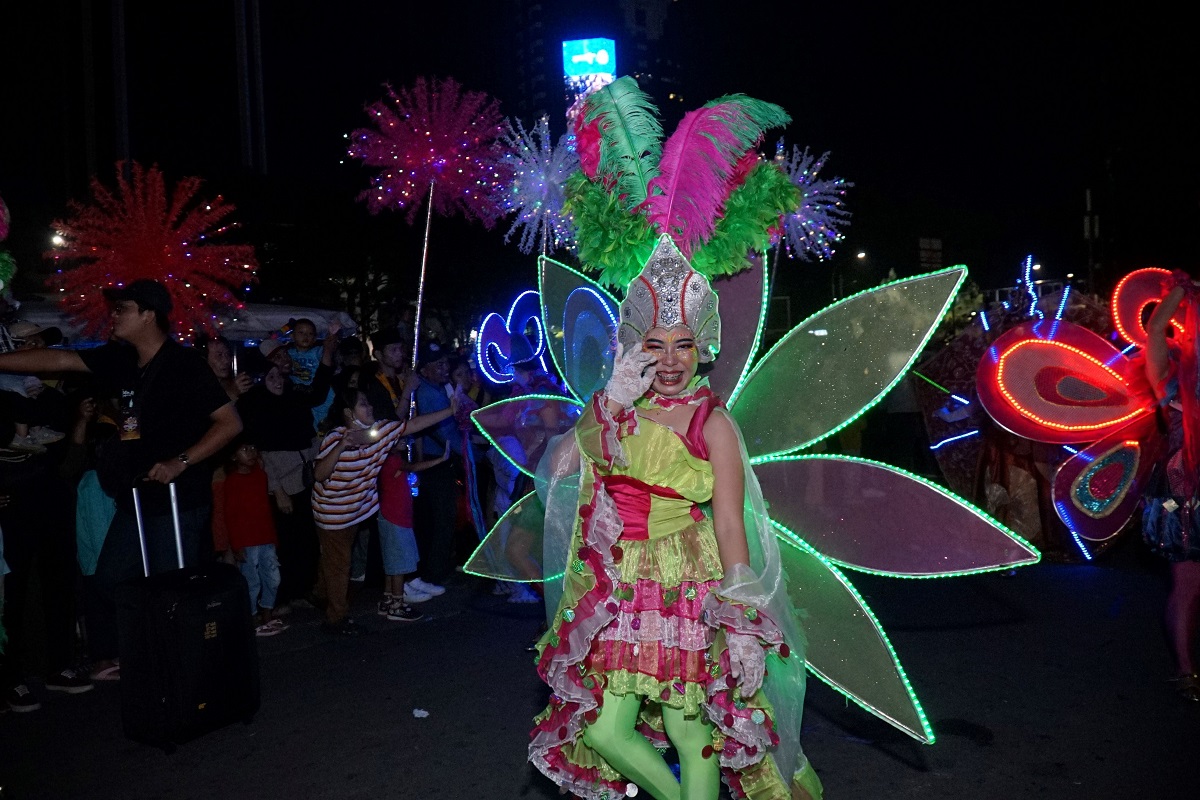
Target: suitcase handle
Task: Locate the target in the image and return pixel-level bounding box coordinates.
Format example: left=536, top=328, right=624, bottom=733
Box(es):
left=131, top=479, right=185, bottom=577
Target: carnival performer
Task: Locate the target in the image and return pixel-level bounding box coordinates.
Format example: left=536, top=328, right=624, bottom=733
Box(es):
left=529, top=238, right=820, bottom=800
left=1142, top=271, right=1200, bottom=701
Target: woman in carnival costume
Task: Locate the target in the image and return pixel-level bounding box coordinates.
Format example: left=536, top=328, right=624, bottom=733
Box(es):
left=470, top=76, right=1041, bottom=800
left=1142, top=271, right=1200, bottom=700
left=529, top=235, right=819, bottom=799
left=525, top=78, right=821, bottom=800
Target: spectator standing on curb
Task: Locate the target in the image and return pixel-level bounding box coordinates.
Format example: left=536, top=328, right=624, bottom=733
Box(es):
left=310, top=384, right=455, bottom=635
left=0, top=279, right=242, bottom=681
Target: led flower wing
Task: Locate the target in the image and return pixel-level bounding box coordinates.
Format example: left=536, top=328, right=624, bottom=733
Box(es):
left=538, top=254, right=619, bottom=401
left=470, top=395, right=584, bottom=478
left=728, top=267, right=966, bottom=459
left=707, top=257, right=769, bottom=400
left=754, top=455, right=1040, bottom=576
left=774, top=529, right=935, bottom=742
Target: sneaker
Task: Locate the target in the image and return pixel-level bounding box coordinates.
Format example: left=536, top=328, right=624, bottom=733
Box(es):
left=350, top=573, right=366, bottom=583
left=508, top=584, right=542, bottom=604
left=7, top=435, right=46, bottom=455
left=386, top=603, right=424, bottom=622
left=402, top=585, right=433, bottom=604
left=28, top=426, right=65, bottom=445
left=377, top=596, right=399, bottom=616
left=45, top=668, right=95, bottom=695
left=255, top=622, right=282, bottom=637
left=6, top=684, right=41, bottom=712
left=321, top=618, right=364, bottom=636
left=408, top=577, right=445, bottom=596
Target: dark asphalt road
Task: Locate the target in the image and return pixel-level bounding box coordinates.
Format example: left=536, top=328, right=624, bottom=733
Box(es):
left=1, top=534, right=1195, bottom=800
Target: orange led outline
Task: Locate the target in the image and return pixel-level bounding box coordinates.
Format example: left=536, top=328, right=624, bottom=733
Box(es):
left=995, top=339, right=1148, bottom=432
left=1112, top=268, right=1186, bottom=344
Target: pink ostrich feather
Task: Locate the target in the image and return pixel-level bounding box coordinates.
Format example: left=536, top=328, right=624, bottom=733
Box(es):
left=347, top=76, right=512, bottom=228
left=642, top=97, right=789, bottom=257
left=44, top=161, right=258, bottom=340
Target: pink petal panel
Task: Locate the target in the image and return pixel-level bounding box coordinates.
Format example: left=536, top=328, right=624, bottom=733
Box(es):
left=471, top=397, right=584, bottom=478
left=756, top=456, right=1040, bottom=576
left=776, top=532, right=934, bottom=743
left=708, top=257, right=767, bottom=402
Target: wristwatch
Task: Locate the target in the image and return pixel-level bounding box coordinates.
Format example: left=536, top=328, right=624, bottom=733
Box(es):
left=177, top=452, right=190, bottom=467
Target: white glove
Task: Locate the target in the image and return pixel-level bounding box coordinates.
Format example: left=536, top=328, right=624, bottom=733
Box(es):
left=604, top=343, right=657, bottom=408
left=726, top=631, right=766, bottom=698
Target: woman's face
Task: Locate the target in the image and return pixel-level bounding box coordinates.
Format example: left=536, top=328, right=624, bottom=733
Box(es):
left=642, top=325, right=698, bottom=397
left=347, top=392, right=375, bottom=426
left=264, top=366, right=286, bottom=396
left=452, top=363, right=473, bottom=389
left=207, top=340, right=232, bottom=378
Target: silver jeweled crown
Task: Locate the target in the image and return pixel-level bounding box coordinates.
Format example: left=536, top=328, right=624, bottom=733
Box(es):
left=617, top=234, right=720, bottom=362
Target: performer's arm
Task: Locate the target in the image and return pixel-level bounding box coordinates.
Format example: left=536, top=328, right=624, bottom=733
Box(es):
left=1146, top=286, right=1185, bottom=397
left=0, top=348, right=88, bottom=374
left=706, top=409, right=750, bottom=570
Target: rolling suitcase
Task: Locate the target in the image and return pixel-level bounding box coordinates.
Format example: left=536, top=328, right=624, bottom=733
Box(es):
left=115, top=481, right=260, bottom=752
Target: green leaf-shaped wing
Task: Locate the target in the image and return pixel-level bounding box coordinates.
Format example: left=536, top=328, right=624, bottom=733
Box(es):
left=729, top=267, right=966, bottom=459
left=539, top=254, right=619, bottom=402
left=776, top=527, right=936, bottom=743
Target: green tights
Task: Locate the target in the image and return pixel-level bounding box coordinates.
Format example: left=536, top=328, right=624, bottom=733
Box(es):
left=581, top=689, right=720, bottom=800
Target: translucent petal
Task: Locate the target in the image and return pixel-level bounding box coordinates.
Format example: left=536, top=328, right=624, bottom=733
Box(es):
left=462, top=491, right=556, bottom=583
left=775, top=528, right=935, bottom=743
left=754, top=455, right=1040, bottom=576
left=709, top=255, right=769, bottom=403
left=539, top=255, right=619, bottom=401
left=729, top=267, right=967, bottom=459
left=470, top=396, right=584, bottom=478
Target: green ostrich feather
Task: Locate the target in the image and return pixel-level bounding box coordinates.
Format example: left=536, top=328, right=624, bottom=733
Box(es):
left=564, top=171, right=657, bottom=289
left=0, top=251, right=15, bottom=291
left=583, top=76, right=663, bottom=211
left=690, top=162, right=800, bottom=278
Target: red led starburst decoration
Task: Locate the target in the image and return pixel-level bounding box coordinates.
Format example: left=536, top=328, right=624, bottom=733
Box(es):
left=44, top=161, right=258, bottom=339
left=346, top=76, right=512, bottom=226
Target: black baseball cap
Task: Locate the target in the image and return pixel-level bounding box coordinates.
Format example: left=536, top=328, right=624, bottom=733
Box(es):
left=102, top=279, right=173, bottom=317
left=371, top=327, right=405, bottom=351
left=416, top=340, right=448, bottom=367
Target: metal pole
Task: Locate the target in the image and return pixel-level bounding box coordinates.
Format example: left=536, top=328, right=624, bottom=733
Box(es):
left=409, top=181, right=436, bottom=421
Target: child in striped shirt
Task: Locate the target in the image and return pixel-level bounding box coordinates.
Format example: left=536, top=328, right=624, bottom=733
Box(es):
left=311, top=383, right=455, bottom=635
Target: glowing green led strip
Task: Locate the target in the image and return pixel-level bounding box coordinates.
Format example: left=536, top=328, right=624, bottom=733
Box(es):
left=772, top=523, right=936, bottom=744
left=461, top=489, right=564, bottom=584
left=731, top=265, right=968, bottom=459
left=537, top=254, right=620, bottom=403
left=469, top=394, right=585, bottom=480
left=753, top=453, right=1041, bottom=577
left=724, top=252, right=771, bottom=409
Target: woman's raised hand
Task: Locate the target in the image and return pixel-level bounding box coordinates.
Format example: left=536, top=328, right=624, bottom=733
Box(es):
left=604, top=342, right=657, bottom=408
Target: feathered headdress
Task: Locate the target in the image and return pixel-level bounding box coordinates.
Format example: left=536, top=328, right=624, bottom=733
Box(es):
left=566, top=76, right=801, bottom=289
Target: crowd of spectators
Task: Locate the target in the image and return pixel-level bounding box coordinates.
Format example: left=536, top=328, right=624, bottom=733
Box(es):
left=0, top=279, right=567, bottom=713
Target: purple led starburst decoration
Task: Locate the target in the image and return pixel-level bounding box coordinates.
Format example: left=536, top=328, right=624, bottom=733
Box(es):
left=499, top=116, right=579, bottom=255
left=776, top=141, right=853, bottom=262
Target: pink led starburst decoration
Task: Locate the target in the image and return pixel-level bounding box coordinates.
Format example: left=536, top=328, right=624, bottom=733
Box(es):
left=45, top=161, right=259, bottom=339
left=347, top=76, right=511, bottom=227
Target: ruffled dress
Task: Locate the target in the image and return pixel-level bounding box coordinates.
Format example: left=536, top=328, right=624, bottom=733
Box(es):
left=530, top=391, right=797, bottom=800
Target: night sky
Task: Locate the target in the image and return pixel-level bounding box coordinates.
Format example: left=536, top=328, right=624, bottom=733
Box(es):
left=2, top=1, right=1197, bottom=325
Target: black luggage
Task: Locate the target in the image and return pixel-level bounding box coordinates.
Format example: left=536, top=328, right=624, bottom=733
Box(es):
left=115, top=482, right=260, bottom=752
